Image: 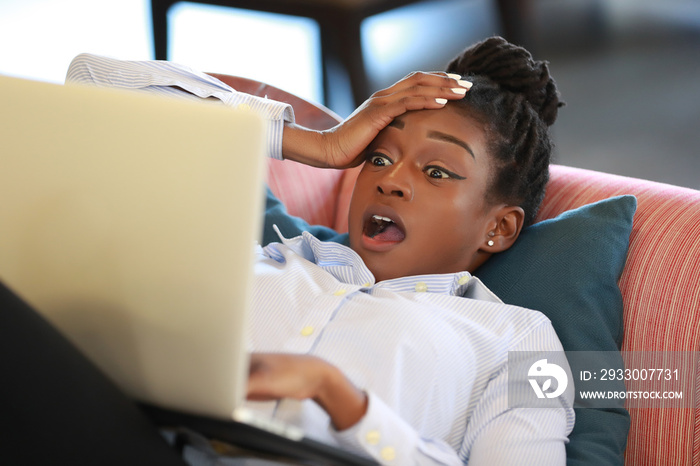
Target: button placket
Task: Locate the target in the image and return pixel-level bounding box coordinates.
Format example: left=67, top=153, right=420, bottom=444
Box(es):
left=365, top=430, right=381, bottom=445
left=296, top=285, right=353, bottom=348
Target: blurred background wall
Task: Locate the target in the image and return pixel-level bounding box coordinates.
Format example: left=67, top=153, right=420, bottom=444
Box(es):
left=1, top=0, right=697, bottom=189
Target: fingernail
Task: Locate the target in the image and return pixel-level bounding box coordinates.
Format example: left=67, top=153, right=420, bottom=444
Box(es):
left=435, top=98, right=448, bottom=105
left=451, top=87, right=467, bottom=95
left=447, top=73, right=461, bottom=80
left=459, top=80, right=473, bottom=89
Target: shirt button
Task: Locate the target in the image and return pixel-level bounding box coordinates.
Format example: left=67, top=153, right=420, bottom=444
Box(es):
left=365, top=430, right=381, bottom=445
left=333, top=289, right=347, bottom=296
left=300, top=326, right=314, bottom=337
left=414, top=282, right=428, bottom=293
left=362, top=282, right=371, bottom=288
left=458, top=275, right=471, bottom=285
left=380, top=446, right=396, bottom=461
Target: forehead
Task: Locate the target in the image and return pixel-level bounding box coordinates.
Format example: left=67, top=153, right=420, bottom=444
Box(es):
left=385, top=106, right=488, bottom=153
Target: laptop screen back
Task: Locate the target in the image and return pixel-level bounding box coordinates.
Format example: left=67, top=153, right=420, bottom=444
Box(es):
left=0, top=75, right=266, bottom=420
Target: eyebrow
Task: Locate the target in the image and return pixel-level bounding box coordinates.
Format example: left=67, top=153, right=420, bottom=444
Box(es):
left=427, top=130, right=476, bottom=160
left=387, top=119, right=475, bottom=160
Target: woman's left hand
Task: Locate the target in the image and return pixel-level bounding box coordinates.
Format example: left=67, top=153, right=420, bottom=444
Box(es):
left=247, top=353, right=368, bottom=431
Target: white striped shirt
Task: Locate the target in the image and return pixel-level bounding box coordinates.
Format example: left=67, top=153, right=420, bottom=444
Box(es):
left=251, top=231, right=574, bottom=465
left=65, top=53, right=293, bottom=159
left=65, top=54, right=575, bottom=464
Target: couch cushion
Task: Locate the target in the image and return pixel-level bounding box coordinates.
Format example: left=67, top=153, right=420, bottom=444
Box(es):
left=267, top=158, right=346, bottom=229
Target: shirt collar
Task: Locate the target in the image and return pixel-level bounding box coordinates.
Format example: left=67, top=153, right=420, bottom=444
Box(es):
left=273, top=226, right=502, bottom=303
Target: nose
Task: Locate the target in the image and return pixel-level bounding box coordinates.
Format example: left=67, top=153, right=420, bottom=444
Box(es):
left=376, top=164, right=413, bottom=201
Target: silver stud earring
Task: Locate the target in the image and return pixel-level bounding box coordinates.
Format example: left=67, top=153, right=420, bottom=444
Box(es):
left=487, top=240, right=495, bottom=247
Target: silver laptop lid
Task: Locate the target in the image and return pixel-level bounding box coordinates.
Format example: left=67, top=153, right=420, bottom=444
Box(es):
left=0, top=75, right=266, bottom=420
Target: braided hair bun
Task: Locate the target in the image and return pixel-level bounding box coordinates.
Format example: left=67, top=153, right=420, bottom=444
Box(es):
left=445, top=36, right=564, bottom=225
left=447, top=36, right=563, bottom=126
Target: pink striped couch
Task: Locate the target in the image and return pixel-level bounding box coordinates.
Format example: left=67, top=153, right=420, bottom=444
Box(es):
left=216, top=74, right=700, bottom=465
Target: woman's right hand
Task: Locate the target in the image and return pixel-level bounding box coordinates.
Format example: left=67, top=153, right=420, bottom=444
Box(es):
left=281, top=72, right=471, bottom=169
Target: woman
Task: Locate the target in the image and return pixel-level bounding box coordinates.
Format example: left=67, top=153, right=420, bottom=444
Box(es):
left=244, top=36, right=571, bottom=464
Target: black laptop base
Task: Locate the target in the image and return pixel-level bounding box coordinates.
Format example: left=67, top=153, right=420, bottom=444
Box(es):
left=140, top=404, right=379, bottom=466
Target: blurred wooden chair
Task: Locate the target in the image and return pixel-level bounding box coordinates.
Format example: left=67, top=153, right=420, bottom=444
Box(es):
left=153, top=0, right=432, bottom=108
left=153, top=0, right=534, bottom=109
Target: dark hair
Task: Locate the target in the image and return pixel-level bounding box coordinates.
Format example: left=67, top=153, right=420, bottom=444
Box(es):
left=446, top=36, right=563, bottom=225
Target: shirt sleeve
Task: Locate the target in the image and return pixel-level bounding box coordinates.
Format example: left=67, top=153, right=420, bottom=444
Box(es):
left=331, top=391, right=465, bottom=465
left=64, top=53, right=293, bottom=159
left=462, top=321, right=575, bottom=465
left=331, top=320, right=574, bottom=466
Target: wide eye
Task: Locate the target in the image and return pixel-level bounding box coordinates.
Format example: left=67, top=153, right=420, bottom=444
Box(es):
left=425, top=165, right=466, bottom=180
left=426, top=167, right=450, bottom=179
left=368, top=153, right=393, bottom=167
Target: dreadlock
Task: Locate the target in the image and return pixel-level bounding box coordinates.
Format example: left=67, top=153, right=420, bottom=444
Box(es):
left=446, top=36, right=564, bottom=226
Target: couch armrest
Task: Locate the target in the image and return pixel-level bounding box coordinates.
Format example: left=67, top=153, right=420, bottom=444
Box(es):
left=540, top=165, right=700, bottom=466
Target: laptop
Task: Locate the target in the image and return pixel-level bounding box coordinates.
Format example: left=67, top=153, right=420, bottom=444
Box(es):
left=0, top=75, right=375, bottom=465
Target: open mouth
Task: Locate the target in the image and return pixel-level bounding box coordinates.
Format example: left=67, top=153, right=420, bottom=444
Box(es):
left=363, top=214, right=406, bottom=243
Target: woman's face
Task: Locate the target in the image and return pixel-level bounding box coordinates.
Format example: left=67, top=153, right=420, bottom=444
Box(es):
left=348, top=106, right=504, bottom=282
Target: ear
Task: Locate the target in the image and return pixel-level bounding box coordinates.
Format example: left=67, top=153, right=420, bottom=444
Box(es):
left=482, top=205, right=525, bottom=253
